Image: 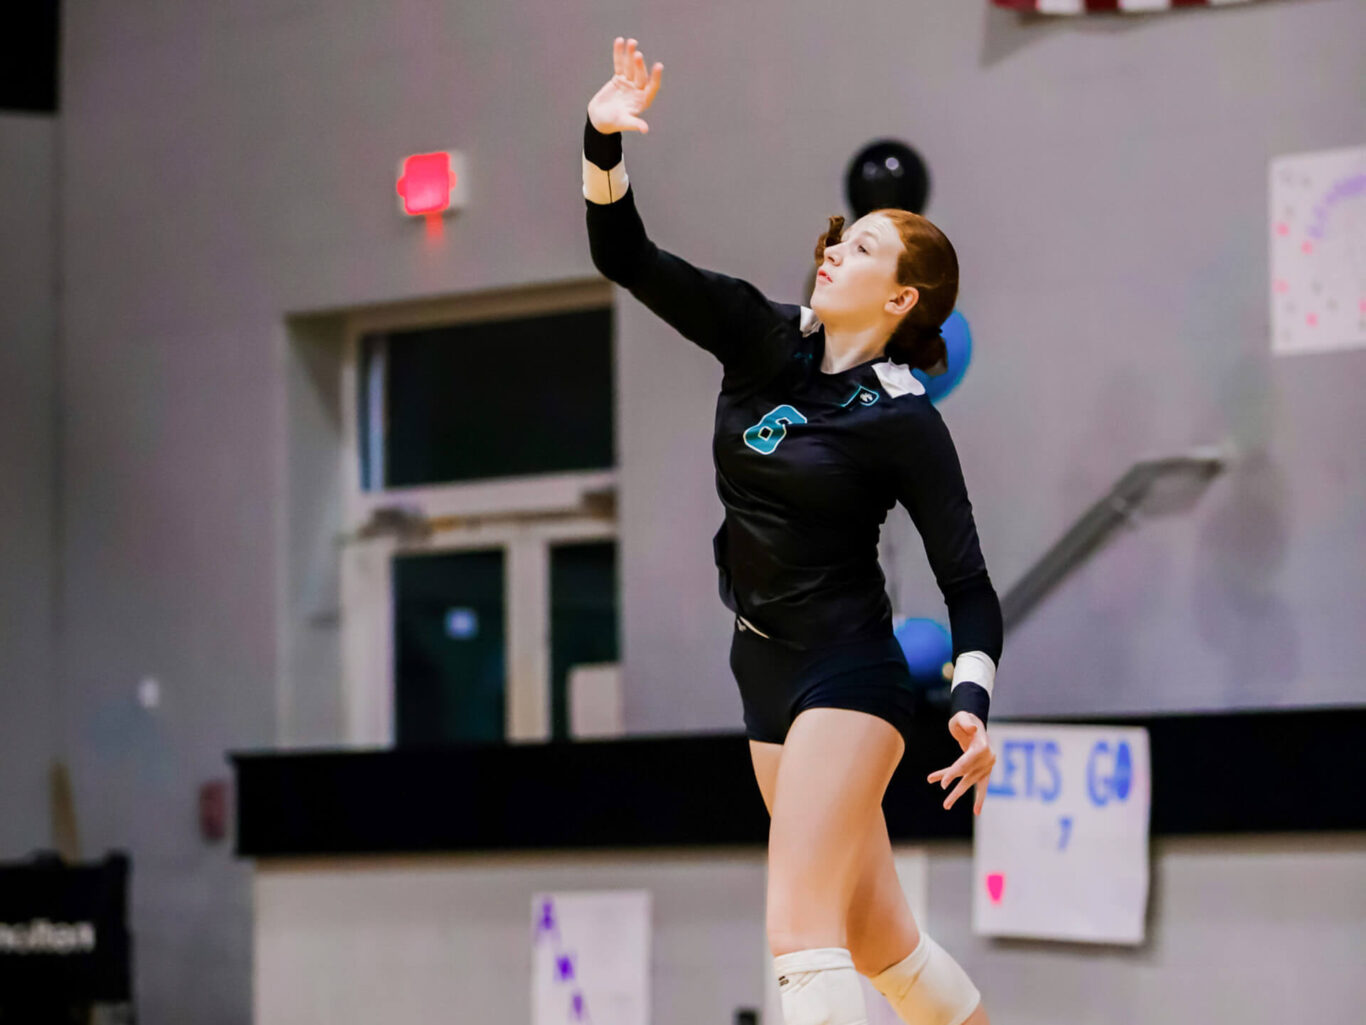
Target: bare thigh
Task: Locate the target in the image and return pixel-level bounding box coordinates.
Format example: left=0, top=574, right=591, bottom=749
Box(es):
left=749, top=738, right=783, bottom=815
left=750, top=734, right=921, bottom=975
left=755, top=707, right=906, bottom=956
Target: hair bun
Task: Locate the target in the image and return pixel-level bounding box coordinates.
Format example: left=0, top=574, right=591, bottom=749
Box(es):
left=919, top=325, right=949, bottom=377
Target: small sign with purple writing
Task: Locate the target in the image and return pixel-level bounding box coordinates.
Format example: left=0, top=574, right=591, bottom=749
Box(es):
left=972, top=724, right=1150, bottom=944
left=532, top=891, right=650, bottom=1025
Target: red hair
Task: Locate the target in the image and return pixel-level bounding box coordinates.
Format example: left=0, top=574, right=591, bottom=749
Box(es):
left=813, top=209, right=958, bottom=374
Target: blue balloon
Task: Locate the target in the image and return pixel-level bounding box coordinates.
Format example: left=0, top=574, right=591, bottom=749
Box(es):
left=894, top=617, right=953, bottom=685
left=911, top=308, right=972, bottom=404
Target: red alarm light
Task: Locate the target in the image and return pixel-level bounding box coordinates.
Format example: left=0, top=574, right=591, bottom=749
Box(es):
left=396, top=151, right=462, bottom=217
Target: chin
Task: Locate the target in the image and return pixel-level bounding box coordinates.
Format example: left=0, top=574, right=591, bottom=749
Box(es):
left=811, top=298, right=842, bottom=325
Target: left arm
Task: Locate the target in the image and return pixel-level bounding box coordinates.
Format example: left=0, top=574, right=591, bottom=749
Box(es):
left=891, top=402, right=1003, bottom=814
left=892, top=402, right=1002, bottom=724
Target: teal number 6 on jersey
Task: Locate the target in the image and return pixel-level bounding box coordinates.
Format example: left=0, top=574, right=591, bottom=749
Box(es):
left=743, top=404, right=808, bottom=455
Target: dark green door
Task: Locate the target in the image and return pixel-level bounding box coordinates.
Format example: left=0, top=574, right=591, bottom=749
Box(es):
left=550, top=542, right=619, bottom=740
left=394, top=548, right=505, bottom=746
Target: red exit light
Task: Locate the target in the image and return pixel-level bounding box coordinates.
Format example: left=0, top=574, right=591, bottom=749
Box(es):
left=396, top=151, right=458, bottom=216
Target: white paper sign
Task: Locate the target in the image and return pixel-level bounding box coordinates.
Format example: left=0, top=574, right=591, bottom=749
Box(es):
left=1270, top=144, right=1366, bottom=356
left=532, top=891, right=650, bottom=1025
left=972, top=724, right=1150, bottom=944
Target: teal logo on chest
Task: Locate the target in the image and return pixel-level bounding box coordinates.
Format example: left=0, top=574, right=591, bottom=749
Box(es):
left=841, top=385, right=881, bottom=408
left=743, top=404, right=807, bottom=455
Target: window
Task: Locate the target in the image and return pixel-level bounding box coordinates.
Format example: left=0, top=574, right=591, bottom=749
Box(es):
left=359, top=306, right=614, bottom=489
left=335, top=280, right=619, bottom=747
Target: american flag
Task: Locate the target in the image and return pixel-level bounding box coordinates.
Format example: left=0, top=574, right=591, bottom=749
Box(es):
left=994, top=0, right=1258, bottom=12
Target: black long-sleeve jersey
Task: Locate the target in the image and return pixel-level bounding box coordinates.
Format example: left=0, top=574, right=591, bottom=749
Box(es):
left=583, top=116, right=1003, bottom=689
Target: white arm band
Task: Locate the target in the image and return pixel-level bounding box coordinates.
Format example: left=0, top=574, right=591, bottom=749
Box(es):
left=950, top=650, right=996, bottom=699
left=582, top=154, right=630, bottom=205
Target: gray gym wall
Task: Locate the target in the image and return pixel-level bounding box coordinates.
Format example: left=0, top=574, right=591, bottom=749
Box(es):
left=0, top=0, right=1358, bottom=1022
left=0, top=112, right=59, bottom=860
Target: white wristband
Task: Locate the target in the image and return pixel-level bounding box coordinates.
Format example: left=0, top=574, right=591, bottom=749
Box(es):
left=949, top=651, right=996, bottom=699
left=582, top=153, right=630, bottom=205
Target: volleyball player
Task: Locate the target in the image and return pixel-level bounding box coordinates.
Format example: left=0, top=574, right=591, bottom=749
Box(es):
left=583, top=38, right=1002, bottom=1025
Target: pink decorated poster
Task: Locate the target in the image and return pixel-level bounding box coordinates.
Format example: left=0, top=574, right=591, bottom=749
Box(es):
left=1270, top=144, right=1366, bottom=356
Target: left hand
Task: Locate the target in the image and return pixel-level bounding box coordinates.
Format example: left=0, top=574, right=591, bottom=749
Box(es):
left=927, top=712, right=995, bottom=816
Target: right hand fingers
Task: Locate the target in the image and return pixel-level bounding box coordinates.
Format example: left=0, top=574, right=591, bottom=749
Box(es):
left=613, top=37, right=662, bottom=98
left=642, top=59, right=662, bottom=107
left=613, top=37, right=644, bottom=86
left=929, top=754, right=967, bottom=790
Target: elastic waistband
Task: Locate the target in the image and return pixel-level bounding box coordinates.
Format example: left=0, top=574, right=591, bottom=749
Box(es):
left=736, top=615, right=900, bottom=655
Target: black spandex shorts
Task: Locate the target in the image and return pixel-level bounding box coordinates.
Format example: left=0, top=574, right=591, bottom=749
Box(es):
left=729, top=616, right=919, bottom=747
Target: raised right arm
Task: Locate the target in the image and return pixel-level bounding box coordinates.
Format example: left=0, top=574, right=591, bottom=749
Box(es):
left=582, top=114, right=791, bottom=374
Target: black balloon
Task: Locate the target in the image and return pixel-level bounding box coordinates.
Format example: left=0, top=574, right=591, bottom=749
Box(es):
left=845, top=139, right=930, bottom=217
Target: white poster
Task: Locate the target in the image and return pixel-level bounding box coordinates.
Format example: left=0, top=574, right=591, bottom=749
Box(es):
left=972, top=724, right=1150, bottom=944
left=762, top=847, right=928, bottom=1025
left=1270, top=144, right=1366, bottom=356
left=532, top=891, right=650, bottom=1025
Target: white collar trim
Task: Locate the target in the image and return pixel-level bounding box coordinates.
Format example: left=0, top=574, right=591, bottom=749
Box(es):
left=872, top=359, right=926, bottom=397
left=798, top=305, right=822, bottom=336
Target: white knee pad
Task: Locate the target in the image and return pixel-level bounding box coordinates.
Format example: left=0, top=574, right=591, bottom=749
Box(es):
left=774, top=947, right=868, bottom=1025
left=867, top=931, right=980, bottom=1025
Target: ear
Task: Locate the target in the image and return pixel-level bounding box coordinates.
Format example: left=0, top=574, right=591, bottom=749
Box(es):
left=888, top=285, right=919, bottom=316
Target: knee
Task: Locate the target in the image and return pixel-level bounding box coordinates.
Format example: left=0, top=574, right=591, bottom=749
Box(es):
left=773, top=948, right=867, bottom=1025
left=849, top=939, right=914, bottom=978
left=848, top=952, right=879, bottom=978
left=867, top=931, right=981, bottom=1025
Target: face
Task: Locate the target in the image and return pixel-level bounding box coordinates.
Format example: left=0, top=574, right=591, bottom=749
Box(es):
left=810, top=213, right=918, bottom=329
